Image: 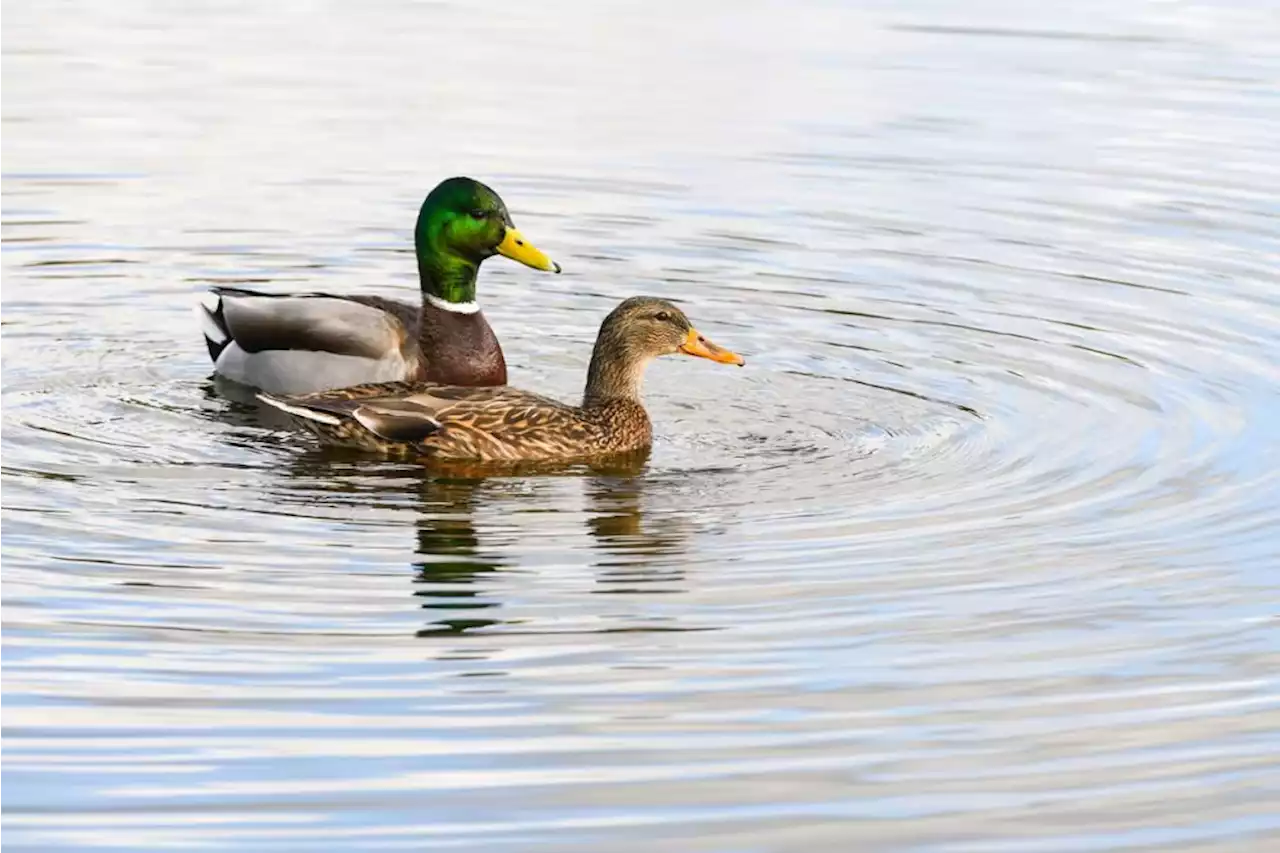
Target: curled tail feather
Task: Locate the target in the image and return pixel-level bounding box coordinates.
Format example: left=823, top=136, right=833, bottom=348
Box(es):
left=197, top=292, right=231, bottom=363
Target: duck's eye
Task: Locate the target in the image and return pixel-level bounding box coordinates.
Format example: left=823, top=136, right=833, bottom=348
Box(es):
left=655, top=311, right=671, bottom=322
left=469, top=210, right=488, bottom=220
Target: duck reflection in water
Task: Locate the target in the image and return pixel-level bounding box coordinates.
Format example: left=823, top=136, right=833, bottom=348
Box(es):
left=409, top=475, right=504, bottom=637
left=583, top=471, right=692, bottom=596
left=273, top=445, right=694, bottom=638
left=410, top=451, right=695, bottom=635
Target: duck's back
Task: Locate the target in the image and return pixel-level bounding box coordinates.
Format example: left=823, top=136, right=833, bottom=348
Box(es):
left=411, top=390, right=651, bottom=462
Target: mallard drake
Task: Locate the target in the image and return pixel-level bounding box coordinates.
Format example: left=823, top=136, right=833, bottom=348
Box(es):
left=258, top=296, right=744, bottom=463
left=198, top=177, right=559, bottom=395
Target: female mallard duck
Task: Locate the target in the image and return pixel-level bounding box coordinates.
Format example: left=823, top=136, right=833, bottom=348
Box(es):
left=198, top=177, right=559, bottom=395
left=258, top=297, right=744, bottom=463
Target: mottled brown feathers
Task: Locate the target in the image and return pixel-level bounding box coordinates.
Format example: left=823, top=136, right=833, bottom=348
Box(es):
left=260, top=296, right=742, bottom=464
left=270, top=381, right=652, bottom=462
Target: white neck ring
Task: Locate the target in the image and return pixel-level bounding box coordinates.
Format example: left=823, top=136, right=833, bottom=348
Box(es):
left=425, top=294, right=480, bottom=315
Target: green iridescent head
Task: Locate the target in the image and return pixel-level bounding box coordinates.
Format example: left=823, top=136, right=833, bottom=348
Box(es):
left=414, top=177, right=560, bottom=304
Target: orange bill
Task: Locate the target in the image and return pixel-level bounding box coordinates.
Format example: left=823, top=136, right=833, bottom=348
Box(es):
left=678, top=328, right=745, bottom=366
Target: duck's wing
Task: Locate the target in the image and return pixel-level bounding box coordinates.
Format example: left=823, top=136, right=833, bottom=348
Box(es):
left=201, top=287, right=410, bottom=358
left=259, top=384, right=571, bottom=445
left=256, top=387, right=441, bottom=443
left=395, top=386, right=570, bottom=422
left=396, top=387, right=586, bottom=453
left=350, top=399, right=446, bottom=442
left=198, top=288, right=418, bottom=394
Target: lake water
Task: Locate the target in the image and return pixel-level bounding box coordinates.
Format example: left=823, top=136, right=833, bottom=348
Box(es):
left=3, top=1, right=1279, bottom=850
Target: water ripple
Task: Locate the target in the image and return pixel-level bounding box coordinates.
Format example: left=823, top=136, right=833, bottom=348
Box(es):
left=4, top=0, right=1279, bottom=850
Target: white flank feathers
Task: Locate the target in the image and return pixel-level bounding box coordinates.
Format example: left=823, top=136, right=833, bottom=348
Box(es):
left=214, top=344, right=408, bottom=394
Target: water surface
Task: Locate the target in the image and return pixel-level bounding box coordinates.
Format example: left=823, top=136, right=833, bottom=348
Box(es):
left=4, top=1, right=1279, bottom=850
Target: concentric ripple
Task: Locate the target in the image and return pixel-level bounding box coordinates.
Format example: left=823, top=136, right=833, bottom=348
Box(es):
left=4, top=1, right=1279, bottom=851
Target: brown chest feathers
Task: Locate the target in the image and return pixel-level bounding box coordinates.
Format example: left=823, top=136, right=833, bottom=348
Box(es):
left=410, top=304, right=507, bottom=387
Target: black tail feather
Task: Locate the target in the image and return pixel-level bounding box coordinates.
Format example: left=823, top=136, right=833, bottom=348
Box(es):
left=198, top=293, right=231, bottom=363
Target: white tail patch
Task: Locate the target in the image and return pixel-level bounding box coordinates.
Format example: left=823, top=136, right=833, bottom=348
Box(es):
left=196, top=295, right=228, bottom=344
left=257, top=394, right=343, bottom=425
left=425, top=294, right=480, bottom=315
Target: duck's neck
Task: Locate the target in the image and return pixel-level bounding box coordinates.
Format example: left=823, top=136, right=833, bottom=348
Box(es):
left=583, top=341, right=648, bottom=409
left=417, top=251, right=480, bottom=307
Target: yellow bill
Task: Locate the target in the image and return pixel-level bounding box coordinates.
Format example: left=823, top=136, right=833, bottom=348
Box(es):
left=678, top=328, right=745, bottom=366
left=496, top=228, right=561, bottom=273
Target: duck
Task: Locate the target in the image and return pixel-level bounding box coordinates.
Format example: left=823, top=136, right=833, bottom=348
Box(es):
left=257, top=296, right=745, bottom=463
left=198, top=177, right=560, bottom=395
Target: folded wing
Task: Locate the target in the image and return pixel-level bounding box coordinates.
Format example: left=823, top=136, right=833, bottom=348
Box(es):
left=199, top=288, right=415, bottom=394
